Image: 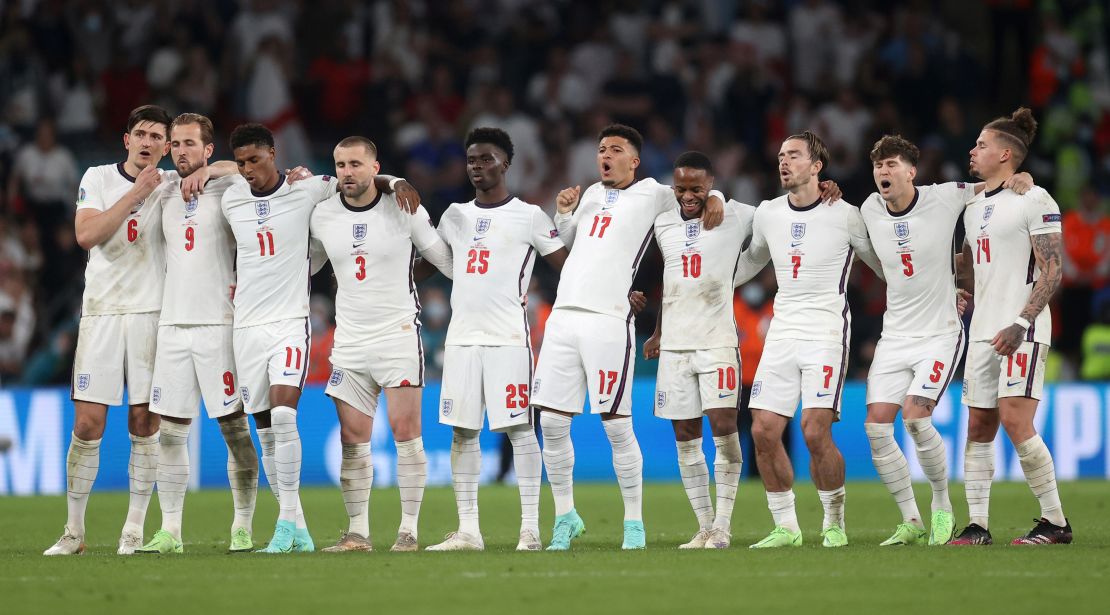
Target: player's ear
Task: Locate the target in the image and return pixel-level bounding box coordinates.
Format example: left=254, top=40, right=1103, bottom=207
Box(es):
left=907, top=165, right=917, bottom=182
left=630, top=154, right=640, bottom=170
left=204, top=142, right=215, bottom=160
left=123, top=133, right=130, bottom=150
left=372, top=159, right=381, bottom=174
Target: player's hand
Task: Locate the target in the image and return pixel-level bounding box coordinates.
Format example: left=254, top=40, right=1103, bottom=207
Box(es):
left=818, top=180, right=842, bottom=203
left=181, top=165, right=210, bottom=202
left=130, top=165, right=163, bottom=202
left=702, top=196, right=724, bottom=229
left=285, top=166, right=313, bottom=183
left=556, top=185, right=580, bottom=214
left=393, top=180, right=421, bottom=214
left=1004, top=172, right=1034, bottom=195
left=956, top=289, right=971, bottom=317
left=643, top=333, right=661, bottom=360
left=228, top=284, right=236, bottom=301
left=629, top=290, right=646, bottom=314
left=991, top=323, right=1025, bottom=356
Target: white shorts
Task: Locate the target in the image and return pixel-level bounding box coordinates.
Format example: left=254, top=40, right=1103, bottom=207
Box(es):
left=654, top=348, right=741, bottom=420
left=866, top=331, right=966, bottom=406
left=72, top=312, right=159, bottom=406
left=150, top=325, right=242, bottom=419
left=325, top=332, right=424, bottom=417
left=748, top=338, right=846, bottom=419
left=439, top=345, right=534, bottom=431
left=233, top=318, right=310, bottom=414
left=531, top=308, right=635, bottom=416
left=961, top=340, right=1047, bottom=408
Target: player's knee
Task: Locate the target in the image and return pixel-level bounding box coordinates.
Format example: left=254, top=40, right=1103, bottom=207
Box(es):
left=127, top=408, right=160, bottom=437
left=392, top=418, right=421, bottom=442
left=801, top=420, right=831, bottom=451
left=672, top=420, right=701, bottom=441
left=966, top=411, right=999, bottom=441
left=750, top=420, right=780, bottom=450
left=708, top=411, right=738, bottom=436
left=72, top=416, right=105, bottom=441
left=999, top=413, right=1034, bottom=442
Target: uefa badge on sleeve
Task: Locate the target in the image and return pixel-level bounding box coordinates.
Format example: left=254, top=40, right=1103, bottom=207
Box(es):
left=77, top=374, right=90, bottom=391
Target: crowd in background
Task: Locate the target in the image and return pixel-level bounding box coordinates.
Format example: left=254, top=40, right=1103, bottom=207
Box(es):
left=1, top=0, right=1110, bottom=389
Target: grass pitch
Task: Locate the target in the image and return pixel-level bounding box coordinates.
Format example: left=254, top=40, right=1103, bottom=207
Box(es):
left=1, top=481, right=1107, bottom=614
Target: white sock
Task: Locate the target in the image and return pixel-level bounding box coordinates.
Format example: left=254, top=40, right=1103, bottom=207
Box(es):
left=766, top=489, right=799, bottom=533
left=65, top=434, right=101, bottom=538
left=904, top=417, right=951, bottom=513
left=866, top=422, right=920, bottom=526
left=395, top=437, right=426, bottom=536
left=540, top=413, right=575, bottom=516
left=156, top=421, right=190, bottom=540
left=818, top=486, right=846, bottom=530
left=125, top=431, right=159, bottom=534
left=1015, top=435, right=1066, bottom=526
left=270, top=407, right=303, bottom=525
left=506, top=426, right=541, bottom=535
left=451, top=429, right=481, bottom=537
left=603, top=417, right=643, bottom=521
left=964, top=440, right=994, bottom=529
left=259, top=427, right=305, bottom=528
left=219, top=416, right=258, bottom=532
left=340, top=442, right=373, bottom=538
left=676, top=438, right=712, bottom=530
left=712, top=433, right=742, bottom=532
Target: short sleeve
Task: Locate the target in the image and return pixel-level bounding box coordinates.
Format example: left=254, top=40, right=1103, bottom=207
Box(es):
left=300, top=174, right=339, bottom=203
left=76, top=168, right=106, bottom=212
left=409, top=205, right=441, bottom=252
left=530, top=206, right=564, bottom=256
left=937, top=182, right=977, bottom=213
left=437, top=205, right=460, bottom=247
left=1025, top=187, right=1062, bottom=236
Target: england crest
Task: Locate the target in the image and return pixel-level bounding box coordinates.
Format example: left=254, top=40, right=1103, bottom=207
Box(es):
left=77, top=373, right=90, bottom=391
left=656, top=391, right=667, bottom=408
left=983, top=204, right=995, bottom=222
left=240, top=386, right=250, bottom=404
left=685, top=221, right=701, bottom=240
left=894, top=221, right=909, bottom=239
left=791, top=222, right=806, bottom=240
left=751, top=380, right=762, bottom=397
left=329, top=369, right=344, bottom=387
left=605, top=189, right=619, bottom=205
left=475, top=217, right=491, bottom=234
left=185, top=195, right=199, bottom=214
left=352, top=224, right=367, bottom=241
left=441, top=399, right=453, bottom=417
left=152, top=387, right=161, bottom=405
left=254, top=200, right=270, bottom=218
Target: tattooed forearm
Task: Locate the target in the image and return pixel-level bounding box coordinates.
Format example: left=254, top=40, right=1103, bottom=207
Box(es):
left=957, top=240, right=974, bottom=291
left=1020, top=233, right=1063, bottom=322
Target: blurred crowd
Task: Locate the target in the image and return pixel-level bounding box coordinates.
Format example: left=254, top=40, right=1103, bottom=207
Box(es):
left=1, top=0, right=1110, bottom=387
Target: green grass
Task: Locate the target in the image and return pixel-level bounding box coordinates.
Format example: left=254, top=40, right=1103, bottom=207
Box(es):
left=2, top=481, right=1108, bottom=614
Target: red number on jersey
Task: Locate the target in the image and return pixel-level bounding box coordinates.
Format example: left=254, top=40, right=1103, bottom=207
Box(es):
left=976, top=237, right=991, bottom=264
left=257, top=231, right=275, bottom=256
left=222, top=371, right=235, bottom=396
left=1007, top=352, right=1028, bottom=378
left=127, top=219, right=138, bottom=242
left=466, top=249, right=490, bottom=274
left=355, top=255, right=366, bottom=281
left=505, top=384, right=529, bottom=409
left=681, top=253, right=702, bottom=278
left=717, top=367, right=737, bottom=390
left=589, top=215, right=612, bottom=238
left=901, top=253, right=914, bottom=277
left=791, top=255, right=801, bottom=279
left=929, top=361, right=945, bottom=384
left=822, top=365, right=834, bottom=389
left=598, top=370, right=618, bottom=395
left=185, top=226, right=195, bottom=251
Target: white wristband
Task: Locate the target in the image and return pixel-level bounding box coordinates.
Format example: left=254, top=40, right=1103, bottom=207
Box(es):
left=388, top=177, right=403, bottom=191
left=1014, top=316, right=1031, bottom=330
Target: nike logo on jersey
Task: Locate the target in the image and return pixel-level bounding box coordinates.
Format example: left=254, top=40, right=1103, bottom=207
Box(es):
left=685, top=241, right=698, bottom=247
left=790, top=241, right=803, bottom=248
left=258, top=218, right=270, bottom=225
left=353, top=242, right=365, bottom=248
left=897, top=239, right=910, bottom=246
left=1007, top=379, right=1022, bottom=387
left=815, top=392, right=832, bottom=397
left=718, top=393, right=735, bottom=399
left=223, top=399, right=237, bottom=406
left=509, top=410, right=528, bottom=418
left=980, top=223, right=989, bottom=230
left=184, top=212, right=197, bottom=219
left=283, top=370, right=299, bottom=377
left=472, top=236, right=484, bottom=241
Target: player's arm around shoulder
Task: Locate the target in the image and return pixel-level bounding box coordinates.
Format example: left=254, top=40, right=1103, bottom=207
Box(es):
left=733, top=202, right=772, bottom=287
left=844, top=201, right=885, bottom=281
left=409, top=205, right=452, bottom=277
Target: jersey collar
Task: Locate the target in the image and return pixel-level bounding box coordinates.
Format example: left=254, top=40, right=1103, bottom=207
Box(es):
left=251, top=174, right=285, bottom=198
left=341, top=189, right=382, bottom=212
left=787, top=195, right=822, bottom=212
left=983, top=184, right=1005, bottom=198
left=115, top=162, right=137, bottom=183
left=885, top=187, right=919, bottom=218
left=475, top=195, right=513, bottom=209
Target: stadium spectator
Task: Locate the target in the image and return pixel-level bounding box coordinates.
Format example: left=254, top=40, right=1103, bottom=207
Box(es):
left=7, top=118, right=79, bottom=233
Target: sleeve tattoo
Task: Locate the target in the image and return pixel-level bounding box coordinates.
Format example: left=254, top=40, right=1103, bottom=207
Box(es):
left=1020, top=233, right=1063, bottom=322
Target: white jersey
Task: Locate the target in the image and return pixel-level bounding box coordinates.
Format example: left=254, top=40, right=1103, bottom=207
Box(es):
left=736, top=195, right=879, bottom=342
left=964, top=185, right=1061, bottom=345
left=862, top=182, right=977, bottom=338
left=553, top=178, right=679, bottom=319
left=310, top=191, right=448, bottom=358
left=438, top=196, right=565, bottom=347
left=222, top=174, right=337, bottom=328
left=158, top=175, right=242, bottom=325
left=76, top=163, right=176, bottom=316
left=655, top=200, right=754, bottom=350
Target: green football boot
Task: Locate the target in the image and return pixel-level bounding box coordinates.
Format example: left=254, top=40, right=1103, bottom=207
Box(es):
left=929, top=510, right=956, bottom=545
left=749, top=526, right=803, bottom=549
left=880, top=522, right=927, bottom=546
left=136, top=530, right=183, bottom=554
left=821, top=526, right=848, bottom=548
left=228, top=528, right=253, bottom=552
left=292, top=527, right=315, bottom=553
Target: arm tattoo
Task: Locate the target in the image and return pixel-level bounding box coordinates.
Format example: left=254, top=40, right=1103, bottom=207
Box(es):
left=1020, top=233, right=1063, bottom=322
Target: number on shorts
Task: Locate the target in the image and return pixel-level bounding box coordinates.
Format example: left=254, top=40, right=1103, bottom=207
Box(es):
left=598, top=370, right=618, bottom=395
left=589, top=215, right=612, bottom=238
left=355, top=255, right=366, bottom=281
left=257, top=231, right=275, bottom=256
left=505, top=384, right=529, bottom=409
left=901, top=253, right=914, bottom=276
left=822, top=365, right=834, bottom=389
left=791, top=254, right=801, bottom=278
left=929, top=361, right=944, bottom=384
left=222, top=371, right=235, bottom=396
left=127, top=218, right=138, bottom=242
left=285, top=346, right=303, bottom=370
left=1007, top=352, right=1028, bottom=378
left=185, top=226, right=195, bottom=251
left=681, top=253, right=701, bottom=278
left=717, top=366, right=737, bottom=390
left=466, top=249, right=490, bottom=274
